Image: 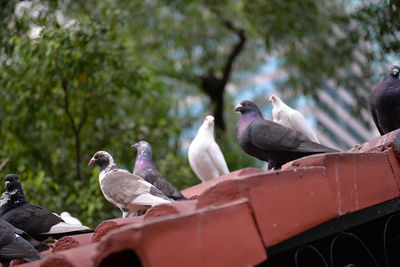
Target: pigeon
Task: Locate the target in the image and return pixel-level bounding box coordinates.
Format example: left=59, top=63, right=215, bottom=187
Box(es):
left=0, top=174, right=92, bottom=241
left=131, top=141, right=186, bottom=201
left=368, top=65, right=400, bottom=135
left=88, top=151, right=173, bottom=217
left=235, top=100, right=339, bottom=170
left=60, top=212, right=83, bottom=225
left=269, top=95, right=320, bottom=143
left=0, top=219, right=44, bottom=266
left=188, top=115, right=230, bottom=182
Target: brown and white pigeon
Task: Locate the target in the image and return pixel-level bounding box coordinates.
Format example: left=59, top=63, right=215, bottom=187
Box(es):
left=188, top=115, right=229, bottom=182
left=270, top=95, right=320, bottom=143
left=89, top=151, right=173, bottom=217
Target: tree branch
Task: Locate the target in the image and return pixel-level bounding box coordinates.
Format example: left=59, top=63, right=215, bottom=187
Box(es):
left=0, top=157, right=9, bottom=172
left=61, top=79, right=82, bottom=181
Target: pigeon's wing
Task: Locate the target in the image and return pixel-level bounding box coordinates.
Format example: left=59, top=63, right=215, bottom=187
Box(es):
left=368, top=98, right=385, bottom=135
left=248, top=119, right=305, bottom=151
left=249, top=119, right=338, bottom=153
left=206, top=142, right=229, bottom=175
left=138, top=169, right=186, bottom=200
left=0, top=219, right=48, bottom=252
left=2, top=203, right=64, bottom=237
left=271, top=107, right=281, bottom=123
left=0, top=237, right=43, bottom=262
left=288, top=111, right=320, bottom=143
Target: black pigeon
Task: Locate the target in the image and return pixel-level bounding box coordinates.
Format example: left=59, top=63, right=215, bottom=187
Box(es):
left=235, top=100, right=339, bottom=170
left=0, top=218, right=44, bottom=266
left=0, top=174, right=92, bottom=241
left=368, top=65, right=400, bottom=135
left=131, top=141, right=186, bottom=201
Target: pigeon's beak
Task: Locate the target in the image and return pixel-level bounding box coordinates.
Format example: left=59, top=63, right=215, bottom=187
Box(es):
left=234, top=104, right=243, bottom=112
left=269, top=95, right=275, bottom=103
left=5, top=181, right=10, bottom=186
left=131, top=143, right=138, bottom=149
left=88, top=158, right=96, bottom=166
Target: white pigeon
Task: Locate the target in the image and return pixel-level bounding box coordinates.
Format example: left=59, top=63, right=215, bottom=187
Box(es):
left=89, top=151, right=173, bottom=217
left=60, top=212, right=83, bottom=226
left=270, top=95, right=320, bottom=144
left=188, top=115, right=229, bottom=182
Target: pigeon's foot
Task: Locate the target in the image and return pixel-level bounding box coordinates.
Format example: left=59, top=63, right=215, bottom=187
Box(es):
left=136, top=209, right=147, bottom=216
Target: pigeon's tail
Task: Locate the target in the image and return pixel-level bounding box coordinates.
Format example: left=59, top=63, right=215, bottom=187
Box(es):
left=14, top=236, right=44, bottom=262
left=172, top=192, right=187, bottom=201
left=297, top=141, right=340, bottom=154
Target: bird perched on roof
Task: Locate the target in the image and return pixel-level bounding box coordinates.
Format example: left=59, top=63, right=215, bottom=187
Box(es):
left=131, top=141, right=186, bottom=201
left=188, top=115, right=230, bottom=182
left=368, top=65, right=400, bottom=135
left=0, top=174, right=92, bottom=241
left=269, top=95, right=320, bottom=143
left=89, top=151, right=173, bottom=217
left=0, top=218, right=44, bottom=266
left=235, top=100, right=339, bottom=170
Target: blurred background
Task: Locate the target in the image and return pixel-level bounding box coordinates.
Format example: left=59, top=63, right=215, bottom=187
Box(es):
left=0, top=0, right=398, bottom=227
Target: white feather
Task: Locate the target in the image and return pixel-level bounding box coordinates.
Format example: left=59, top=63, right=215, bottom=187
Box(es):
left=60, top=211, right=83, bottom=225
left=43, top=222, right=90, bottom=234
left=270, top=95, right=320, bottom=143
left=132, top=192, right=171, bottom=206
left=188, top=115, right=229, bottom=182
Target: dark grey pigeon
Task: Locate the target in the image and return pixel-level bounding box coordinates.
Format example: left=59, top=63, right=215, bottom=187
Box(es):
left=89, top=151, right=173, bottom=217
left=235, top=100, right=339, bottom=170
left=0, top=218, right=44, bottom=266
left=368, top=65, right=400, bottom=135
left=0, top=174, right=92, bottom=241
left=131, top=141, right=186, bottom=201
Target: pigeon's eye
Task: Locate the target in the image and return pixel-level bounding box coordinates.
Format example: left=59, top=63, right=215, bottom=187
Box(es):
left=246, top=103, right=251, bottom=107
left=99, top=154, right=103, bottom=158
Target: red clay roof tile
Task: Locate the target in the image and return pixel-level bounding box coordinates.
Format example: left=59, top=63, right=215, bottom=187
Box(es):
left=52, top=233, right=94, bottom=253
left=92, top=200, right=267, bottom=267
left=92, top=216, right=144, bottom=243
left=181, top=167, right=263, bottom=199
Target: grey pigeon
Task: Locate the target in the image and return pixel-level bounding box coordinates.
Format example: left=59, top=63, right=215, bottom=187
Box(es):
left=0, top=219, right=44, bottom=266
left=235, top=100, right=339, bottom=170
left=131, top=141, right=186, bottom=201
left=188, top=115, right=229, bottom=182
left=0, top=174, right=92, bottom=241
left=368, top=65, right=400, bottom=135
left=89, top=151, right=173, bottom=217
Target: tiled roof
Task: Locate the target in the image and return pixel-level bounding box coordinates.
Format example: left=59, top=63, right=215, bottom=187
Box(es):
left=11, top=129, right=400, bottom=267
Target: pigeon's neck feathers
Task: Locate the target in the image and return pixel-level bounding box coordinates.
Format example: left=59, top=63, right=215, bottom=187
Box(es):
left=134, top=152, right=157, bottom=173
left=236, top=111, right=263, bottom=136
left=196, top=121, right=215, bottom=140
left=99, top=158, right=118, bottom=183
left=0, top=187, right=28, bottom=214
left=274, top=98, right=291, bottom=110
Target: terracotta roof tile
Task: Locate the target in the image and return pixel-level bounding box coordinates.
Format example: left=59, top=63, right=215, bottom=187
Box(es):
left=92, top=199, right=267, bottom=267
left=143, top=199, right=197, bottom=221
left=181, top=167, right=263, bottom=198
left=52, top=233, right=94, bottom=252
left=92, top=216, right=144, bottom=242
